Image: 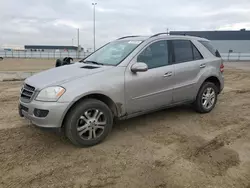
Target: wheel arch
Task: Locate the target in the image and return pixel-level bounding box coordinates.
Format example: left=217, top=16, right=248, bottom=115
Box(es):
left=60, top=93, right=120, bottom=128
left=203, top=76, right=221, bottom=93
left=194, top=75, right=222, bottom=101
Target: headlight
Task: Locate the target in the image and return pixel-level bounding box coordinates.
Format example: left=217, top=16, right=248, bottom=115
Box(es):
left=35, top=86, right=66, bottom=102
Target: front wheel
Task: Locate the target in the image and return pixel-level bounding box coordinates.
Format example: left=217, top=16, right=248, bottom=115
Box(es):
left=65, top=99, right=113, bottom=147
left=193, top=82, right=218, bottom=113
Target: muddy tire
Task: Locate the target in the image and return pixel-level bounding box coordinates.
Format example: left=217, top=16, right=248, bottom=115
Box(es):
left=193, top=82, right=218, bottom=113
left=65, top=99, right=113, bottom=147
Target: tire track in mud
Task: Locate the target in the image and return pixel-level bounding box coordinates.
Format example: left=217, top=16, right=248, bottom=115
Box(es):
left=135, top=120, right=250, bottom=178
left=194, top=124, right=250, bottom=156
left=160, top=123, right=250, bottom=178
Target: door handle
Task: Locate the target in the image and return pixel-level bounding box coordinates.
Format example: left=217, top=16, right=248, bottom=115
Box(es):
left=163, top=72, right=172, bottom=77
left=200, top=64, right=206, bottom=68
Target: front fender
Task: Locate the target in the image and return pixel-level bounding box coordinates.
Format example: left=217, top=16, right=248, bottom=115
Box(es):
left=58, top=90, right=125, bottom=128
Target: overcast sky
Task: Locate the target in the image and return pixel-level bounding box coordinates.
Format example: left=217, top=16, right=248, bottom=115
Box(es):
left=1, top=0, right=250, bottom=49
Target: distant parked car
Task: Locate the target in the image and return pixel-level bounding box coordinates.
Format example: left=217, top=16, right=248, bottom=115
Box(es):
left=0, top=57, right=3, bottom=61
left=18, top=33, right=224, bottom=147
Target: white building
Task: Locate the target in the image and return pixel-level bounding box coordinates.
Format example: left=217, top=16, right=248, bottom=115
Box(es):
left=1, top=44, right=25, bottom=51
left=170, top=29, right=250, bottom=60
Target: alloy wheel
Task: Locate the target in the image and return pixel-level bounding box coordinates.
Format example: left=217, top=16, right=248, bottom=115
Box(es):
left=77, top=109, right=106, bottom=140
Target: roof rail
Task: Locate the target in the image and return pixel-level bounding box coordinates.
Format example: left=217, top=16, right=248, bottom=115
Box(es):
left=171, top=33, right=187, bottom=36
left=150, top=32, right=170, bottom=38
left=117, top=35, right=141, bottom=40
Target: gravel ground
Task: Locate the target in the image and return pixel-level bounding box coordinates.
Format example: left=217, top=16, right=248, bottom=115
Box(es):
left=0, top=64, right=250, bottom=188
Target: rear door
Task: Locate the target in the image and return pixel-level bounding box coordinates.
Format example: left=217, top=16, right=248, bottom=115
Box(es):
left=170, top=39, right=205, bottom=103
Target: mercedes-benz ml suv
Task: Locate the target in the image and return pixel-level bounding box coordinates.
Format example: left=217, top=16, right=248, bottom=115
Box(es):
left=19, top=33, right=224, bottom=147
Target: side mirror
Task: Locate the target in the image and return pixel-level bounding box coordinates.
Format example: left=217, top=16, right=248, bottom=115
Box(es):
left=131, top=62, right=148, bottom=73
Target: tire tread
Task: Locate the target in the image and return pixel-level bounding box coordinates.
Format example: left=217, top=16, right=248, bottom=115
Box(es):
left=193, top=82, right=218, bottom=113
left=65, top=99, right=113, bottom=147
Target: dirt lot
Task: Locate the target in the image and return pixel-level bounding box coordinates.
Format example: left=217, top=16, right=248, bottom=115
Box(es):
left=0, top=62, right=250, bottom=188
left=0, top=59, right=55, bottom=72
left=0, top=58, right=82, bottom=72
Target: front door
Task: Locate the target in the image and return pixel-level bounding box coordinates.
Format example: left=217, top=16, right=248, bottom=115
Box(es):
left=125, top=40, right=175, bottom=115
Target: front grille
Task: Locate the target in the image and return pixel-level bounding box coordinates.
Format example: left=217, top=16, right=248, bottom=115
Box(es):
left=21, top=84, right=36, bottom=102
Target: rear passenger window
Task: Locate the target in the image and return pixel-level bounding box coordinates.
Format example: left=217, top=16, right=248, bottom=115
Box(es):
left=172, top=40, right=203, bottom=63
left=172, top=40, right=193, bottom=63
left=137, top=40, right=168, bottom=69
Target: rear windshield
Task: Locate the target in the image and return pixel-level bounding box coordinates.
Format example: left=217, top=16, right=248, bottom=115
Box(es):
left=199, top=41, right=221, bottom=57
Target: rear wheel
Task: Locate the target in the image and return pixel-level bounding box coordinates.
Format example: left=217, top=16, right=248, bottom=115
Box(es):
left=193, top=82, right=218, bottom=113
left=65, top=99, right=113, bottom=147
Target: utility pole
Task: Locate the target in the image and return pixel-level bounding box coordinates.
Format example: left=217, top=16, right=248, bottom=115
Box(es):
left=77, top=28, right=79, bottom=58
left=92, top=2, right=97, bottom=51
left=166, top=28, right=169, bottom=35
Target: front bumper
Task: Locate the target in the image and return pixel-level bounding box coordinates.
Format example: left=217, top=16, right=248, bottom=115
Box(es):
left=18, top=99, right=69, bottom=128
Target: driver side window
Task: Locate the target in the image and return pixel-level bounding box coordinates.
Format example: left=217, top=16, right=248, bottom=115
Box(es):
left=137, top=40, right=169, bottom=69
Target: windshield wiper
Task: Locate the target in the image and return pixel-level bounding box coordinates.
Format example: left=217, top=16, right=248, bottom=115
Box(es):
left=83, top=60, right=103, bottom=65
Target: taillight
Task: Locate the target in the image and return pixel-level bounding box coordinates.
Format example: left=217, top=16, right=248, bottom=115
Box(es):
left=220, top=62, right=224, bottom=73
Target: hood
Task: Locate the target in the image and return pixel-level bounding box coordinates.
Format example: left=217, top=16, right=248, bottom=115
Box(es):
left=25, top=62, right=113, bottom=90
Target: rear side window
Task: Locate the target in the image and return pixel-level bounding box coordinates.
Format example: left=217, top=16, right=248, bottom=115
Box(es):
left=171, top=40, right=203, bottom=64
left=172, top=40, right=193, bottom=63
left=199, top=41, right=221, bottom=57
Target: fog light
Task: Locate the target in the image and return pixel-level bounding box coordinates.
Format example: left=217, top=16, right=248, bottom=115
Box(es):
left=34, top=109, right=49, bottom=118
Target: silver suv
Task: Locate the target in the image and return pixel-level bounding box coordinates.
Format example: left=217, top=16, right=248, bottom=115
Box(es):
left=18, top=33, right=224, bottom=147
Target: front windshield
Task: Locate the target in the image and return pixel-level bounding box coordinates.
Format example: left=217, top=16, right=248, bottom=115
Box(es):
left=84, top=40, right=143, bottom=66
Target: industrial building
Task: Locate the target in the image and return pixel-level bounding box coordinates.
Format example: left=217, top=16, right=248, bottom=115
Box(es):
left=1, top=45, right=84, bottom=52
left=24, top=45, right=83, bottom=52
left=170, top=29, right=250, bottom=54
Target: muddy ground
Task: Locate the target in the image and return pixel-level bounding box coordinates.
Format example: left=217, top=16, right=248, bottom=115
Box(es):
left=0, top=63, right=250, bottom=188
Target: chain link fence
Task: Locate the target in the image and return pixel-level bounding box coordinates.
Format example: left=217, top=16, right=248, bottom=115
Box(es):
left=1, top=51, right=250, bottom=62
left=220, top=53, right=250, bottom=61
left=0, top=50, right=92, bottom=59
